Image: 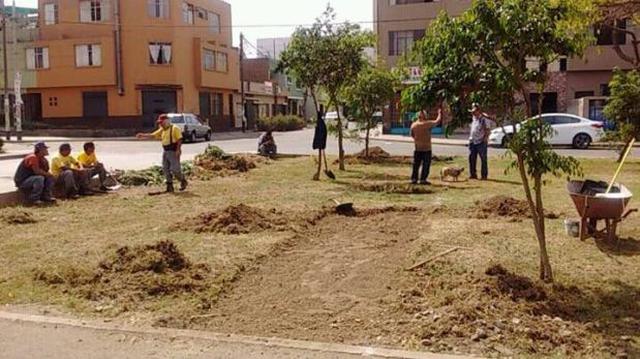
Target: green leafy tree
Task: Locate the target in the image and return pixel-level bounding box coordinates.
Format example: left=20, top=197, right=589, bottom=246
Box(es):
left=604, top=69, right=640, bottom=143
left=343, top=64, right=399, bottom=157
left=279, top=6, right=373, bottom=170
left=405, top=0, right=593, bottom=282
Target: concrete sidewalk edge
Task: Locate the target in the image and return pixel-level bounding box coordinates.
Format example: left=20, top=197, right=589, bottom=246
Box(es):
left=0, top=311, right=473, bottom=359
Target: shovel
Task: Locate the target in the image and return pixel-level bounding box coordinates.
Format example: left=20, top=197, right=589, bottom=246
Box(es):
left=323, top=151, right=336, bottom=180
left=332, top=199, right=355, bottom=216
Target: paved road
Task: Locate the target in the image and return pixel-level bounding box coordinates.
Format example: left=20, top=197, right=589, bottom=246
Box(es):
left=1, top=129, right=635, bottom=193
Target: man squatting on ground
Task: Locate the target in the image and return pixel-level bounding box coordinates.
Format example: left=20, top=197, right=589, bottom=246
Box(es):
left=136, top=115, right=189, bottom=193
left=13, top=142, right=57, bottom=205
left=410, top=106, right=443, bottom=185
left=51, top=143, right=92, bottom=198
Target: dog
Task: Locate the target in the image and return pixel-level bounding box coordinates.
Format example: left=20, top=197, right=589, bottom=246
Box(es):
left=440, top=167, right=465, bottom=182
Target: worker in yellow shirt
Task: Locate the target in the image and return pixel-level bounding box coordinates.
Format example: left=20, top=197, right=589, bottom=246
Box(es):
left=136, top=115, right=188, bottom=193
left=51, top=143, right=92, bottom=199
left=77, top=142, right=111, bottom=192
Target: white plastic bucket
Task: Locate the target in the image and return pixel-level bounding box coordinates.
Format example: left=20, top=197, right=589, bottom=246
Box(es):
left=564, top=219, right=580, bottom=238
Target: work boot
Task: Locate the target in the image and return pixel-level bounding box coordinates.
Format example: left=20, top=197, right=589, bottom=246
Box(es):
left=166, top=183, right=175, bottom=193
left=42, top=197, right=57, bottom=204
left=179, top=179, right=188, bottom=192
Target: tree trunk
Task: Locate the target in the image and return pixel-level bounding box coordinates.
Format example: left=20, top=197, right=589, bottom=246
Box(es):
left=302, top=89, right=309, bottom=122
left=365, top=118, right=371, bottom=158
left=336, top=108, right=345, bottom=171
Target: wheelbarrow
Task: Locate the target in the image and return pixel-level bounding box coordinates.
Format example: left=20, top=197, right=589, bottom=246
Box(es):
left=567, top=180, right=637, bottom=242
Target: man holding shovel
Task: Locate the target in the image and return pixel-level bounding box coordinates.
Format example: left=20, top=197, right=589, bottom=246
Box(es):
left=136, top=115, right=188, bottom=193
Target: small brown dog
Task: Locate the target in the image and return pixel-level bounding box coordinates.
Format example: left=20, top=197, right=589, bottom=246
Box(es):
left=440, top=167, right=465, bottom=182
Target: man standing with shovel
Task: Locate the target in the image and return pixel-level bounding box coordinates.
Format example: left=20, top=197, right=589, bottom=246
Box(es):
left=136, top=115, right=188, bottom=193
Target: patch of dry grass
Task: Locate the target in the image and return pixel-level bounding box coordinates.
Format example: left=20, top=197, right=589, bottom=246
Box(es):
left=0, top=154, right=639, bottom=357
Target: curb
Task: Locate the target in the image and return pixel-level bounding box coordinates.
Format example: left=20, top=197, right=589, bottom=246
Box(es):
left=0, top=311, right=473, bottom=359
left=0, top=153, right=28, bottom=161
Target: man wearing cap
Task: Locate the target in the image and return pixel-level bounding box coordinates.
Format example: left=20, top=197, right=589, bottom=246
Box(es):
left=136, top=115, right=188, bottom=193
left=51, top=143, right=92, bottom=199
left=13, top=142, right=57, bottom=205
left=468, top=103, right=494, bottom=180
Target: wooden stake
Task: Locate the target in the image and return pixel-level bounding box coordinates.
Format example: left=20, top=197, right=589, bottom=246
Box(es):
left=406, top=247, right=461, bottom=271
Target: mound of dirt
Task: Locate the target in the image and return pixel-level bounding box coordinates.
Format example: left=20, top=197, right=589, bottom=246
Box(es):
left=1, top=209, right=37, bottom=225
left=354, top=182, right=434, bottom=195
left=396, top=262, right=632, bottom=357
left=356, top=146, right=391, bottom=159
left=175, top=204, right=289, bottom=235
left=473, top=196, right=559, bottom=220
left=340, top=147, right=457, bottom=166
left=35, top=241, right=212, bottom=302
left=485, top=264, right=547, bottom=302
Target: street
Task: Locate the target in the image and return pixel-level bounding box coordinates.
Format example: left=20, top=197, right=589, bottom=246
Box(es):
left=1, top=129, right=636, bottom=194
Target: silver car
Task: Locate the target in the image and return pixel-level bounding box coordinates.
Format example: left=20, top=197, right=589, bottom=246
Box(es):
left=166, top=113, right=213, bottom=143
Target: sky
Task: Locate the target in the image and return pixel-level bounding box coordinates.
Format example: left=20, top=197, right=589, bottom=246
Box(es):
left=10, top=0, right=374, bottom=49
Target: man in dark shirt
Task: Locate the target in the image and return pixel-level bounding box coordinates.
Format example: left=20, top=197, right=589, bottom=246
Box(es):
left=14, top=142, right=57, bottom=205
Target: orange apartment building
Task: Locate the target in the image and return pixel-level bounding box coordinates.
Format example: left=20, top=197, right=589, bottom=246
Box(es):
left=26, top=0, right=239, bottom=130
left=374, top=0, right=637, bottom=134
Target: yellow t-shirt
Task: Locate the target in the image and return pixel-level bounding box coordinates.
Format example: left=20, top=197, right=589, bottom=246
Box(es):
left=76, top=152, right=98, bottom=167
left=51, top=155, right=80, bottom=177
left=151, top=125, right=183, bottom=146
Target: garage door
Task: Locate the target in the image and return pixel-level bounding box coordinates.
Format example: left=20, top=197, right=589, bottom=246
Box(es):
left=142, top=90, right=177, bottom=128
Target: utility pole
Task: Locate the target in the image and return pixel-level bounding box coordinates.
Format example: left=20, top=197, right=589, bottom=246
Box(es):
left=12, top=0, right=21, bottom=140
left=240, top=32, right=246, bottom=132
left=1, top=1, right=9, bottom=141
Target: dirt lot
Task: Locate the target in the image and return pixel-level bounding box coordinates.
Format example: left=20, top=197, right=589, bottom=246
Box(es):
left=1, top=154, right=639, bottom=358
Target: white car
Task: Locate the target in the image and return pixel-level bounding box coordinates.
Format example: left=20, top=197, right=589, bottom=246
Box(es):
left=488, top=113, right=605, bottom=150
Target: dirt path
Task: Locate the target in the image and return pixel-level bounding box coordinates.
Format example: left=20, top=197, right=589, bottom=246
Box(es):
left=199, top=210, right=427, bottom=348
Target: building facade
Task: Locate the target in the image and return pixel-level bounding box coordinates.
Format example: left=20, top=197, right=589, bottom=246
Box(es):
left=373, top=0, right=637, bottom=133
left=25, top=0, right=239, bottom=130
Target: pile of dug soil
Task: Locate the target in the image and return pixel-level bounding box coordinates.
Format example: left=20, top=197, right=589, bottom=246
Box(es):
left=399, top=263, right=632, bottom=357
left=35, top=241, right=212, bottom=303
left=1, top=209, right=37, bottom=225
left=473, top=195, right=558, bottom=220
left=341, top=147, right=457, bottom=165
left=354, top=182, right=434, bottom=195
left=175, top=204, right=289, bottom=235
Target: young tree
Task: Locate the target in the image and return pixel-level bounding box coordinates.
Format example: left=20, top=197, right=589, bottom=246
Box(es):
left=406, top=0, right=593, bottom=282
left=344, top=64, right=399, bottom=157
left=604, top=69, right=640, bottom=142
left=279, top=6, right=373, bottom=170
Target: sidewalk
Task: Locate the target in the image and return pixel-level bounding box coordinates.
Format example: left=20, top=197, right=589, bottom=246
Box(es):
left=0, top=310, right=470, bottom=359
left=2, top=131, right=261, bottom=144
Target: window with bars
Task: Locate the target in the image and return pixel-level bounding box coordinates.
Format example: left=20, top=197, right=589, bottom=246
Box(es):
left=75, top=44, right=102, bottom=67
left=149, top=43, right=172, bottom=65
left=388, top=30, right=424, bottom=56
left=148, top=0, right=169, bottom=19
left=26, top=48, right=50, bottom=70
left=44, top=3, right=58, bottom=25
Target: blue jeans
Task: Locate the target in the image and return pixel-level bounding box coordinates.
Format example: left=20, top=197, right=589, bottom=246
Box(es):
left=19, top=175, right=54, bottom=202
left=412, top=151, right=432, bottom=183
left=469, top=142, right=488, bottom=179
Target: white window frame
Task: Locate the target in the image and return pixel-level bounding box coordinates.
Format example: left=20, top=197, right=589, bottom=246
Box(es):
left=80, top=0, right=110, bottom=23
left=75, top=44, right=102, bottom=67
left=208, top=12, right=221, bottom=33
left=26, top=47, right=50, bottom=70
left=203, top=49, right=215, bottom=71
left=215, top=51, right=227, bottom=72
left=182, top=2, right=194, bottom=24
left=149, top=42, right=172, bottom=65
left=148, top=0, right=169, bottom=19
left=44, top=3, right=58, bottom=25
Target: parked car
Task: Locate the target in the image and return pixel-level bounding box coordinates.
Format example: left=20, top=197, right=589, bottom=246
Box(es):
left=325, top=111, right=348, bottom=129
left=488, top=113, right=605, bottom=150
left=166, top=113, right=212, bottom=143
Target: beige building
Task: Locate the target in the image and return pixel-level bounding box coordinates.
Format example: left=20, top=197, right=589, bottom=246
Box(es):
left=373, top=0, right=637, bottom=134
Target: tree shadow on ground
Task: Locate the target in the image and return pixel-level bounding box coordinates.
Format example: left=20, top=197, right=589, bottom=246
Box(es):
left=480, top=178, right=523, bottom=186
left=536, top=280, right=640, bottom=357
left=595, top=236, right=640, bottom=257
